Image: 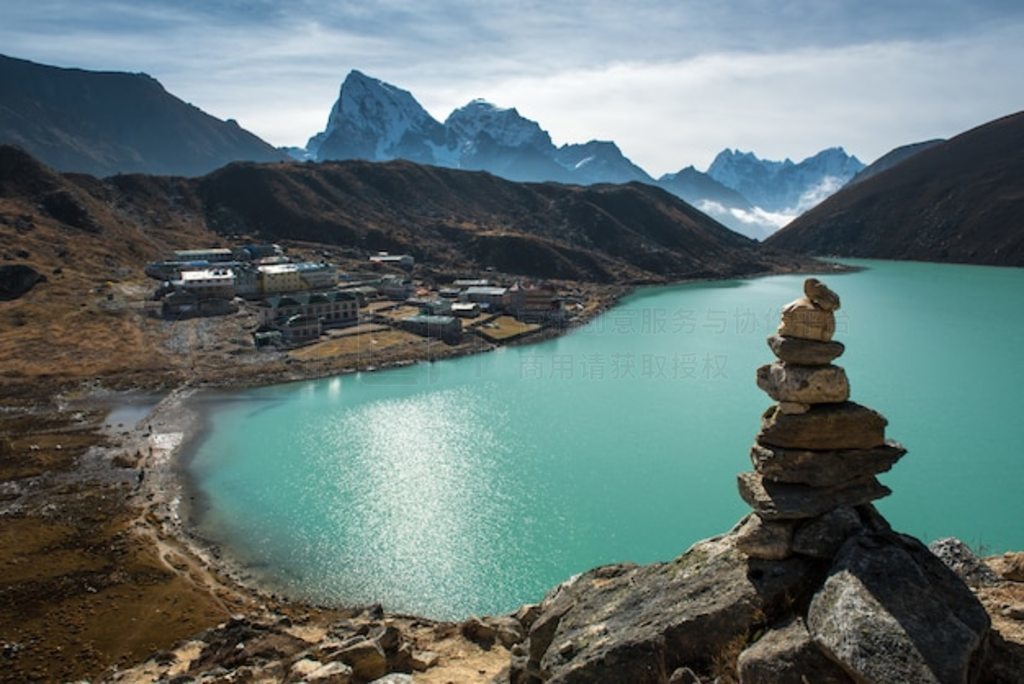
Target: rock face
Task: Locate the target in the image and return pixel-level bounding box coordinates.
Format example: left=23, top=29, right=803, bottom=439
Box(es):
left=509, top=279, right=996, bottom=682
left=808, top=532, right=991, bottom=684
left=509, top=535, right=822, bottom=683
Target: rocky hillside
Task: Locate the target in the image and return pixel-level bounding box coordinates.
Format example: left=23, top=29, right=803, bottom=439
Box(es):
left=766, top=111, right=1024, bottom=266
left=0, top=145, right=224, bottom=391
left=0, top=54, right=287, bottom=177
left=0, top=144, right=814, bottom=392
left=847, top=138, right=944, bottom=185
left=196, top=158, right=802, bottom=282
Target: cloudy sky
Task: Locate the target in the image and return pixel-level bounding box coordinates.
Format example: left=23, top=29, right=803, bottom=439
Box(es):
left=3, top=0, right=1022, bottom=175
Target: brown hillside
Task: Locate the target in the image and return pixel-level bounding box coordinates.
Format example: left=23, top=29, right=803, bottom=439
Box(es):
left=766, top=111, right=1024, bottom=266
left=196, top=159, right=782, bottom=282
left=0, top=146, right=222, bottom=392
left=0, top=54, right=287, bottom=177
left=0, top=146, right=810, bottom=392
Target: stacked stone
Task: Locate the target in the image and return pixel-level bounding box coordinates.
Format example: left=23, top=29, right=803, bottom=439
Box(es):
left=735, top=278, right=907, bottom=560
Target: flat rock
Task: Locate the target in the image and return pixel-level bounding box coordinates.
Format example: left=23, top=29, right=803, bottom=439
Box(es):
left=757, top=403, right=887, bottom=450
left=988, top=551, right=1024, bottom=582
left=292, top=658, right=325, bottom=678
left=737, top=617, right=853, bottom=683
left=737, top=472, right=891, bottom=520
left=767, top=335, right=845, bottom=365
left=756, top=362, right=849, bottom=404
left=336, top=639, right=387, bottom=681
left=511, top=534, right=821, bottom=683
left=750, top=441, right=906, bottom=487
left=808, top=531, right=991, bottom=684
left=792, top=507, right=864, bottom=558
left=410, top=650, right=439, bottom=671
left=778, top=401, right=810, bottom=414
left=309, top=661, right=354, bottom=683
left=778, top=298, right=835, bottom=342
left=734, top=514, right=794, bottom=560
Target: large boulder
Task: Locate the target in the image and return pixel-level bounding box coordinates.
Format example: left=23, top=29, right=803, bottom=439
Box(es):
left=510, top=533, right=823, bottom=683
left=749, top=441, right=906, bottom=487
left=737, top=472, right=890, bottom=521
left=757, top=403, right=887, bottom=450
left=756, top=362, right=850, bottom=404
left=808, top=532, right=991, bottom=684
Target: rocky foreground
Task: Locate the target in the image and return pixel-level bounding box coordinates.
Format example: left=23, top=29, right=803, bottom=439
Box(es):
left=96, top=280, right=1024, bottom=684
left=4, top=279, right=1024, bottom=683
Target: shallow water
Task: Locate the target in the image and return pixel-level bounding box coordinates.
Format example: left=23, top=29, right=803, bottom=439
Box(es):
left=103, top=398, right=159, bottom=432
left=187, top=259, right=1024, bottom=619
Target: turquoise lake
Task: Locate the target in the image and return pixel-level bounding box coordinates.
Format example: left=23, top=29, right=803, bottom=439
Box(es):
left=187, top=259, right=1024, bottom=619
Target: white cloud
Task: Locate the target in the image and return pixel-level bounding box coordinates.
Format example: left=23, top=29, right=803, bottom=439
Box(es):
left=0, top=1, right=1022, bottom=176
left=423, top=25, right=1024, bottom=175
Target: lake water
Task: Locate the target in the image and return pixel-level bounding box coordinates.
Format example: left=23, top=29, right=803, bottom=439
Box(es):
left=187, top=259, right=1024, bottom=619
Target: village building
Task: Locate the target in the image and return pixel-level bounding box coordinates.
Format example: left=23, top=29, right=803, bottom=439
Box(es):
left=258, top=262, right=336, bottom=294
left=398, top=314, right=463, bottom=344
left=256, top=290, right=360, bottom=330
left=462, top=285, right=509, bottom=309
left=450, top=302, right=480, bottom=317
left=379, top=275, right=414, bottom=300
left=232, top=244, right=282, bottom=261
left=172, top=248, right=234, bottom=263
left=279, top=314, right=322, bottom=343
left=175, top=268, right=236, bottom=299
left=233, top=265, right=262, bottom=299
left=407, top=297, right=452, bottom=315
left=368, top=251, right=415, bottom=268
left=507, top=282, right=565, bottom=323
left=453, top=278, right=490, bottom=287
left=160, top=291, right=238, bottom=319
left=438, top=287, right=462, bottom=299
left=338, top=284, right=378, bottom=306
left=145, top=259, right=208, bottom=280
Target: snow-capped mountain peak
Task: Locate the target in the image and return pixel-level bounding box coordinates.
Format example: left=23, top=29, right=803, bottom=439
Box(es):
left=707, top=146, right=863, bottom=213
left=307, top=69, right=444, bottom=163
left=444, top=99, right=553, bottom=151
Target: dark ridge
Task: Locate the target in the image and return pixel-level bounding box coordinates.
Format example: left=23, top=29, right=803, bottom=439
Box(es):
left=0, top=54, right=287, bottom=177
left=766, top=111, right=1024, bottom=267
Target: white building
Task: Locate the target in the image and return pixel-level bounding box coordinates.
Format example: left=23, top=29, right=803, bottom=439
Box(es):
left=369, top=252, right=414, bottom=268
left=175, top=268, right=236, bottom=299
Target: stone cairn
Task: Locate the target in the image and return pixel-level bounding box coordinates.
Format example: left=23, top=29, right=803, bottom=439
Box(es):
left=735, top=277, right=908, bottom=560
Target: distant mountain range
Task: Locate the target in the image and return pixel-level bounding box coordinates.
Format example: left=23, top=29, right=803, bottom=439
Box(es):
left=0, top=54, right=287, bottom=177
left=0, top=55, right=865, bottom=240
left=0, top=144, right=807, bottom=285
left=766, top=111, right=1024, bottom=266
left=300, top=70, right=865, bottom=239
